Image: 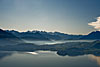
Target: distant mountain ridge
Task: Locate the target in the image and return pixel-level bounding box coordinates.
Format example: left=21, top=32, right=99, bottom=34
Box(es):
left=6, top=30, right=83, bottom=40
left=0, top=29, right=23, bottom=46
left=3, top=29, right=100, bottom=40
left=6, top=30, right=50, bottom=40
left=0, top=29, right=17, bottom=38
left=80, top=31, right=100, bottom=40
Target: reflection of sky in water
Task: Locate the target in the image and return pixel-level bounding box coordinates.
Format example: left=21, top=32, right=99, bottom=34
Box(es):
left=26, top=52, right=38, bottom=55
left=89, top=55, right=100, bottom=66
left=0, top=51, right=99, bottom=67
left=25, top=51, right=57, bottom=57
left=24, top=40, right=95, bottom=45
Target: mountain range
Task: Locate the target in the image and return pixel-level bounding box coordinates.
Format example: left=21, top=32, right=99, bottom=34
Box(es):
left=0, top=29, right=23, bottom=46
left=5, top=30, right=83, bottom=40
left=0, top=29, right=100, bottom=41
left=80, top=31, right=100, bottom=40
left=0, top=28, right=100, bottom=54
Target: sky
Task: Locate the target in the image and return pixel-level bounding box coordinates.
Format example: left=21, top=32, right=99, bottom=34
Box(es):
left=0, top=0, right=100, bottom=35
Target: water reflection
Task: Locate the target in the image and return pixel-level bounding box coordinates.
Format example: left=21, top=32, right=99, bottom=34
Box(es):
left=0, top=51, right=99, bottom=67
left=0, top=40, right=100, bottom=67
left=26, top=52, right=38, bottom=55
left=90, top=55, right=100, bottom=66
left=0, top=51, right=13, bottom=59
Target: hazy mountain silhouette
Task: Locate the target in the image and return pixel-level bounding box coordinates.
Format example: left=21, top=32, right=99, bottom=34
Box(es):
left=6, top=30, right=50, bottom=41
left=6, top=30, right=83, bottom=40
left=40, top=31, right=82, bottom=40
left=80, top=31, right=100, bottom=40
left=0, top=29, right=17, bottom=38
left=4, top=29, right=100, bottom=40
left=0, top=29, right=23, bottom=46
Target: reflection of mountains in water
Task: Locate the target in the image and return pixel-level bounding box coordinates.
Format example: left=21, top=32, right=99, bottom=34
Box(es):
left=0, top=40, right=100, bottom=57
left=0, top=49, right=100, bottom=60
left=0, top=51, right=13, bottom=59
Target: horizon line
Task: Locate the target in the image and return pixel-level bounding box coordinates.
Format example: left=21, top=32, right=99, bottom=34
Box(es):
left=1, top=28, right=99, bottom=35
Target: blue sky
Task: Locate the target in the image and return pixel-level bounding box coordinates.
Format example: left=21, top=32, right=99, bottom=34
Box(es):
left=0, top=0, right=100, bottom=34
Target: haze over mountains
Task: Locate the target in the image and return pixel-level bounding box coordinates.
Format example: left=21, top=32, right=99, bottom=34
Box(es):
left=0, top=28, right=100, bottom=42
left=80, top=31, right=100, bottom=40
left=0, top=29, right=23, bottom=46
left=0, top=28, right=100, bottom=56
left=5, top=30, right=83, bottom=40
left=0, top=28, right=100, bottom=46
left=5, top=29, right=100, bottom=40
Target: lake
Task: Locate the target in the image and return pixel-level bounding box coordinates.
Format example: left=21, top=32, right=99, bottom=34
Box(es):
left=0, top=51, right=100, bottom=67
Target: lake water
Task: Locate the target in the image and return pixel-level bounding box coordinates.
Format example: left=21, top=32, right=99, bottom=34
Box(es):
left=0, top=51, right=100, bottom=67
left=24, top=40, right=95, bottom=45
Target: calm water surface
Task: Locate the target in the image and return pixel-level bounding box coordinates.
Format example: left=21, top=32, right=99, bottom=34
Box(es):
left=0, top=51, right=100, bottom=67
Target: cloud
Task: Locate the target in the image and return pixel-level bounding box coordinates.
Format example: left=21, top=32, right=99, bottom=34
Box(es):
left=88, top=17, right=100, bottom=31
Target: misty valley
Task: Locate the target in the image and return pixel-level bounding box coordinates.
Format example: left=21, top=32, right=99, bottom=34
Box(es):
left=0, top=29, right=100, bottom=67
